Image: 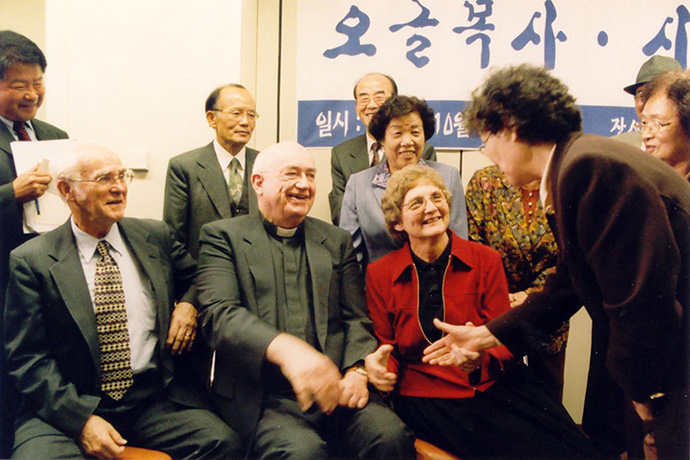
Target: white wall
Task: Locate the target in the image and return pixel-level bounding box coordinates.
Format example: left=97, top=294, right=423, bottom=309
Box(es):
left=45, top=0, right=245, bottom=219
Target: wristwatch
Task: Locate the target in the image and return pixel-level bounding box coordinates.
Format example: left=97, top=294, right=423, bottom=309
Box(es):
left=347, top=365, right=368, bottom=377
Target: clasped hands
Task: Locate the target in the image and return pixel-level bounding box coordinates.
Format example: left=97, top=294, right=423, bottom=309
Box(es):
left=267, top=334, right=369, bottom=415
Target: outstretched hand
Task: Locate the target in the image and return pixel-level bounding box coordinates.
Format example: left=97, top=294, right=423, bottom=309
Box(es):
left=364, top=344, right=397, bottom=392
left=422, top=319, right=498, bottom=366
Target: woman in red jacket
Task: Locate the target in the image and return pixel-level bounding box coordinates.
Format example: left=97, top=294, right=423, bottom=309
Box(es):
left=364, top=165, right=600, bottom=459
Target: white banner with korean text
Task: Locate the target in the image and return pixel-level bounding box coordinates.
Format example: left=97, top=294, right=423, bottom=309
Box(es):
left=296, top=0, right=688, bottom=148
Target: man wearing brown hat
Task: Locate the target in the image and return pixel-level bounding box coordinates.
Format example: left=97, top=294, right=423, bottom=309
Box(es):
left=614, top=55, right=682, bottom=147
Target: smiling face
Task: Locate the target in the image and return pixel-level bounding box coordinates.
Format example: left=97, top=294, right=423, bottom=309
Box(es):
left=61, top=152, right=127, bottom=238
left=382, top=112, right=425, bottom=173
left=395, top=182, right=450, bottom=245
left=355, top=73, right=395, bottom=129
left=641, top=93, right=690, bottom=172
left=0, top=63, right=45, bottom=122
left=253, top=144, right=316, bottom=228
left=206, top=86, right=257, bottom=154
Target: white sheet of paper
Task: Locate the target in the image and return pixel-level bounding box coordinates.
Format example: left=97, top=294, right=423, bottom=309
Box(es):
left=11, top=139, right=73, bottom=233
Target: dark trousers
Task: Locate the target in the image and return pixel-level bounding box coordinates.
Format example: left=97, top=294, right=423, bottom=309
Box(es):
left=251, top=391, right=415, bottom=459
left=12, top=373, right=241, bottom=460
left=395, top=364, right=604, bottom=460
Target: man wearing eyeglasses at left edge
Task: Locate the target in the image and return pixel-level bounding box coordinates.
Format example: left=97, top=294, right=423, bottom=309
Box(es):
left=0, top=30, right=69, bottom=459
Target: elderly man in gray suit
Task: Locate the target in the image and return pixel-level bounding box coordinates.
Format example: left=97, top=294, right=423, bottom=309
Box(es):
left=164, top=83, right=259, bottom=391
left=196, top=141, right=415, bottom=459
left=328, top=73, right=436, bottom=225
left=164, top=83, right=259, bottom=260
left=4, top=142, right=240, bottom=459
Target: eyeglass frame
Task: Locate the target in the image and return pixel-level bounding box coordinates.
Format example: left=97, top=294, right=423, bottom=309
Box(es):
left=212, top=108, right=260, bottom=120
left=66, top=169, right=135, bottom=187
left=479, top=132, right=494, bottom=151
left=634, top=120, right=672, bottom=134
left=401, top=190, right=448, bottom=213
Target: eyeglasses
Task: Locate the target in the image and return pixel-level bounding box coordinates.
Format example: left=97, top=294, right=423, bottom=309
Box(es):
left=68, top=169, right=134, bottom=187
left=213, top=109, right=259, bottom=120
left=479, top=133, right=493, bottom=151
left=635, top=120, right=672, bottom=134
left=402, top=191, right=447, bottom=212
left=356, top=95, right=387, bottom=107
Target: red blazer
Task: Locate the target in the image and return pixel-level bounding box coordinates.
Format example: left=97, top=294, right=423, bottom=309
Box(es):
left=366, top=231, right=514, bottom=398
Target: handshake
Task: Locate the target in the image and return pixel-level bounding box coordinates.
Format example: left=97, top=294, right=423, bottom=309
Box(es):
left=364, top=319, right=501, bottom=392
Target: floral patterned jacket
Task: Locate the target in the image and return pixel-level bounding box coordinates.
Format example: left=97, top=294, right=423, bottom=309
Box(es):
left=465, top=165, right=568, bottom=354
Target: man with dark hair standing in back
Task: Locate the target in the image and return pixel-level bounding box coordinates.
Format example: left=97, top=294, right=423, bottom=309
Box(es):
left=0, top=30, right=69, bottom=458
left=328, top=73, right=436, bottom=225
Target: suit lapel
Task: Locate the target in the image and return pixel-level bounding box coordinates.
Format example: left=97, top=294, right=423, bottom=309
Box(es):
left=244, top=216, right=279, bottom=326
left=347, top=135, right=369, bottom=176
left=246, top=148, right=259, bottom=214
left=197, top=144, right=233, bottom=219
left=48, top=222, right=101, bottom=372
left=118, top=220, right=170, bottom=345
left=304, top=220, right=331, bottom=351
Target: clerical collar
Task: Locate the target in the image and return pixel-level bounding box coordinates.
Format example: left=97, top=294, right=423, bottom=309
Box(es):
left=261, top=214, right=303, bottom=239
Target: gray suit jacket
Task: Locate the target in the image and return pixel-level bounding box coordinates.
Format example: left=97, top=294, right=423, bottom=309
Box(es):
left=196, top=214, right=375, bottom=443
left=4, top=218, right=200, bottom=441
left=328, top=134, right=436, bottom=225
left=164, top=143, right=259, bottom=259
left=339, top=160, right=469, bottom=267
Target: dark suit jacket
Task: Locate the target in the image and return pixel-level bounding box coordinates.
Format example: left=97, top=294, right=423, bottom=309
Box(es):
left=487, top=133, right=690, bottom=403
left=0, top=119, right=68, bottom=457
left=0, top=119, right=68, bottom=302
left=328, top=134, right=436, bottom=225
left=164, top=143, right=259, bottom=259
left=196, top=214, right=376, bottom=443
left=3, top=218, right=200, bottom=442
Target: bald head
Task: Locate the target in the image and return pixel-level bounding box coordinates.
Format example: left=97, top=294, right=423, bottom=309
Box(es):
left=251, top=142, right=316, bottom=228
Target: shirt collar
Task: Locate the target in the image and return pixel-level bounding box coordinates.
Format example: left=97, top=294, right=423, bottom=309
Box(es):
left=70, top=217, right=126, bottom=261
left=391, top=230, right=474, bottom=282
left=372, top=158, right=429, bottom=189
left=213, top=139, right=246, bottom=171
left=260, top=212, right=303, bottom=239
left=539, top=144, right=558, bottom=215
left=0, top=114, right=34, bottom=139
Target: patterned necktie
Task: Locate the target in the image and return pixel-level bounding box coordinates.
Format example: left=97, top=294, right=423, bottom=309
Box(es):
left=370, top=142, right=381, bottom=167
left=94, top=240, right=133, bottom=400
left=13, top=121, right=31, bottom=141
left=228, top=157, right=243, bottom=204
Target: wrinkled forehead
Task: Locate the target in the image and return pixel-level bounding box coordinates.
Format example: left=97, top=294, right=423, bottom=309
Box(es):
left=79, top=152, right=124, bottom=178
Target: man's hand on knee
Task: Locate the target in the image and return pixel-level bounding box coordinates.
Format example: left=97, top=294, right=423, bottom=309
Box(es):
left=79, top=415, right=127, bottom=459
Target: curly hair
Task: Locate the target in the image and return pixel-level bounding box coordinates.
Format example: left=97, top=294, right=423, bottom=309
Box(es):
left=381, top=165, right=451, bottom=243
left=462, top=64, right=582, bottom=144
left=369, top=95, right=436, bottom=143
left=643, top=70, right=690, bottom=138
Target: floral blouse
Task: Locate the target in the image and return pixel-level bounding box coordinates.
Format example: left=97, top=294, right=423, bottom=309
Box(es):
left=465, top=165, right=568, bottom=354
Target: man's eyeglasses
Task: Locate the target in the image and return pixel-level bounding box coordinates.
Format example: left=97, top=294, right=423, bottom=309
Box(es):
left=214, top=109, right=259, bottom=120
left=356, top=95, right=387, bottom=107
left=634, top=120, right=672, bottom=134
left=68, top=170, right=134, bottom=187
left=402, top=191, right=447, bottom=213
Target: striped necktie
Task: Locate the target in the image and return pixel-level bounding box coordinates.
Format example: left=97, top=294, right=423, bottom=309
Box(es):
left=13, top=121, right=31, bottom=141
